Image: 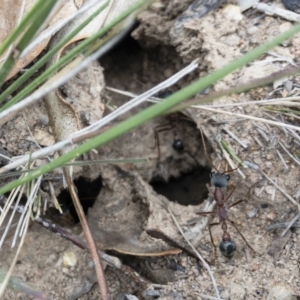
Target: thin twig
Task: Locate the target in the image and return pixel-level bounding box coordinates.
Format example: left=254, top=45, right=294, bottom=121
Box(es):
left=276, top=149, right=289, bottom=170
left=259, top=169, right=299, bottom=208
left=0, top=196, right=151, bottom=287
left=254, top=2, right=300, bottom=22
left=166, top=206, right=221, bottom=300
left=279, top=140, right=300, bottom=167
left=35, top=216, right=122, bottom=268
left=281, top=212, right=300, bottom=237
left=72, top=60, right=199, bottom=140
left=0, top=205, right=33, bottom=298
left=223, top=128, right=248, bottom=149
left=271, top=177, right=278, bottom=201
left=107, top=84, right=300, bottom=109
left=63, top=169, right=110, bottom=300
left=196, top=106, right=300, bottom=132
left=266, top=221, right=300, bottom=231
left=0, top=60, right=198, bottom=175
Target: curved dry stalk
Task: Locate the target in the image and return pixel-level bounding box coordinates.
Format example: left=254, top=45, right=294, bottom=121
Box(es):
left=63, top=169, right=110, bottom=300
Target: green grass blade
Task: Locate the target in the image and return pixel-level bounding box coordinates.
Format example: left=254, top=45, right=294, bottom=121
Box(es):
left=0, top=0, right=147, bottom=112
left=0, top=1, right=109, bottom=106
left=0, top=1, right=59, bottom=85
left=0, top=15, right=300, bottom=195
left=0, top=0, right=58, bottom=58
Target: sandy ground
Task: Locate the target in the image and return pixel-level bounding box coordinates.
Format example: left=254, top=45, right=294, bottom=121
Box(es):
left=0, top=0, right=300, bottom=299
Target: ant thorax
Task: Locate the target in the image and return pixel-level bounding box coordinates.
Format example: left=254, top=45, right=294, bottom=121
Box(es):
left=210, top=172, right=230, bottom=188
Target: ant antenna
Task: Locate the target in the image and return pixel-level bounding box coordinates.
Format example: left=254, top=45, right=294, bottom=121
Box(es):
left=200, top=127, right=251, bottom=177
left=200, top=127, right=218, bottom=172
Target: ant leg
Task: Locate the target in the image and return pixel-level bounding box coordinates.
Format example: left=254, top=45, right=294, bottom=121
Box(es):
left=153, top=124, right=173, bottom=149
left=196, top=211, right=215, bottom=216
left=153, top=124, right=172, bottom=162
left=228, top=199, right=243, bottom=209
left=228, top=219, right=255, bottom=253
left=224, top=186, right=236, bottom=204
left=208, top=222, right=220, bottom=260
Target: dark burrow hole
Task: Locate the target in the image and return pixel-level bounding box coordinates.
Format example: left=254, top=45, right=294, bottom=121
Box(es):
left=98, top=29, right=213, bottom=206
left=99, top=24, right=190, bottom=106
left=150, top=166, right=211, bottom=206
left=149, top=112, right=213, bottom=206
left=54, top=175, right=102, bottom=223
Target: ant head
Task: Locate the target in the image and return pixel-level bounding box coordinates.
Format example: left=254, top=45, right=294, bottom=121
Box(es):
left=172, top=140, right=184, bottom=152
left=157, top=90, right=173, bottom=98
left=219, top=239, right=236, bottom=258
left=210, top=172, right=230, bottom=188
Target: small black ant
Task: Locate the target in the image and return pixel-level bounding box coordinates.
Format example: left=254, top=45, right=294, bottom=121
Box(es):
left=153, top=91, right=185, bottom=161
left=153, top=113, right=185, bottom=162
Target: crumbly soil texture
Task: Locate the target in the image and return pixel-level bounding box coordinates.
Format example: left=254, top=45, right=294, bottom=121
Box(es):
left=1, top=0, right=300, bottom=299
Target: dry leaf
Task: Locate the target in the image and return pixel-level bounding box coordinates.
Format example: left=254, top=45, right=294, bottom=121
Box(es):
left=0, top=0, right=79, bottom=80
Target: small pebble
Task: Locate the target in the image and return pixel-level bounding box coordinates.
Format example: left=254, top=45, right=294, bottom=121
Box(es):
left=267, top=285, right=293, bottom=300
left=63, top=251, right=77, bottom=267
left=248, top=207, right=259, bottom=218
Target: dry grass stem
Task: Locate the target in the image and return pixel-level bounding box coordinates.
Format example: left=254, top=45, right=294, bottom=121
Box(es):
left=223, top=128, right=248, bottom=149
left=0, top=206, right=32, bottom=298
left=64, top=169, right=110, bottom=299
left=254, top=2, right=300, bottom=22
left=259, top=169, right=299, bottom=208
left=279, top=140, right=300, bottom=167
left=166, top=206, right=221, bottom=300
left=280, top=212, right=300, bottom=237
left=0, top=60, right=198, bottom=175
left=73, top=59, right=199, bottom=139
left=199, top=97, right=300, bottom=108
left=276, top=149, right=289, bottom=170
left=197, top=106, right=300, bottom=131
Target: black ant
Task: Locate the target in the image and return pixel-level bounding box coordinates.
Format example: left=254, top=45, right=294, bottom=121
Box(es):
left=153, top=113, right=185, bottom=161
left=197, top=130, right=255, bottom=259
left=153, top=91, right=185, bottom=162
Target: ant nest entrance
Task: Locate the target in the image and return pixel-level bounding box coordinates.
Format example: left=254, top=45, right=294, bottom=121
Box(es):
left=149, top=112, right=213, bottom=206
left=97, top=29, right=214, bottom=206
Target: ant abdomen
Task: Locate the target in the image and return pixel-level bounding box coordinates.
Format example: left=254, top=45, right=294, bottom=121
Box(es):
left=210, top=172, right=230, bottom=188
left=172, top=139, right=184, bottom=151
left=219, top=240, right=237, bottom=258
